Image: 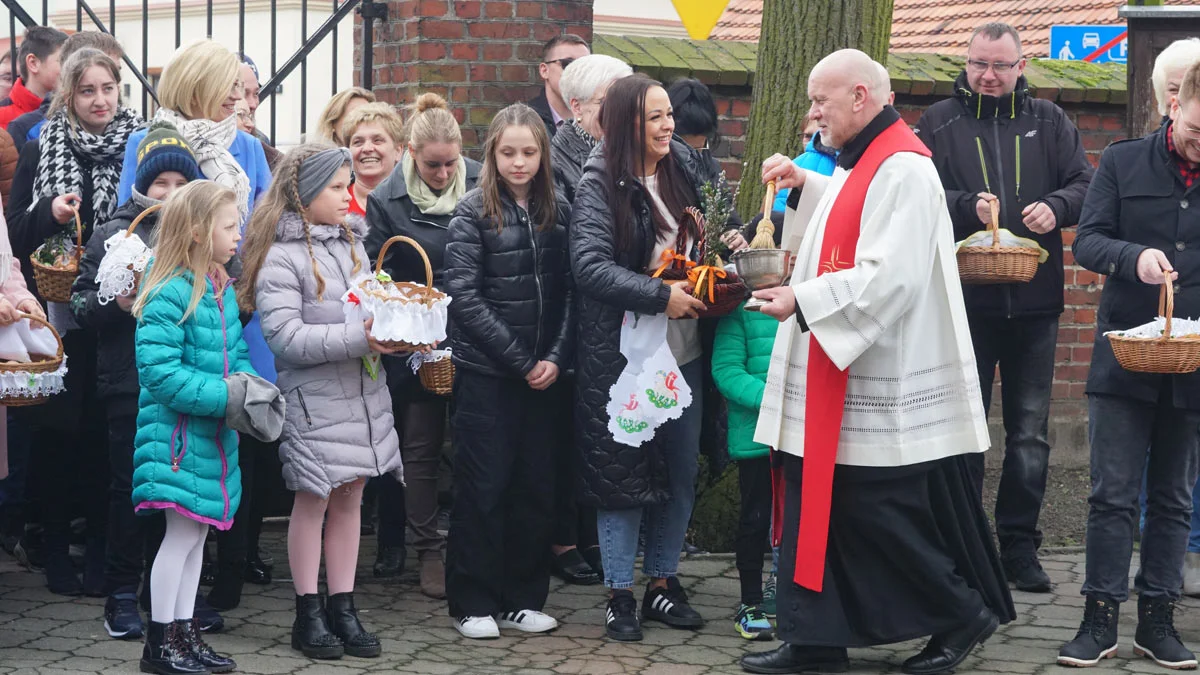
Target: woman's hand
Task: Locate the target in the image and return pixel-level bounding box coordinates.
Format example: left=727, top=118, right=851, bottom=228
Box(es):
left=364, top=317, right=404, bottom=355
left=116, top=291, right=136, bottom=313
left=50, top=194, right=81, bottom=225
left=666, top=282, right=706, bottom=319
left=526, top=360, right=559, bottom=390
left=0, top=298, right=19, bottom=325
left=17, top=299, right=45, bottom=322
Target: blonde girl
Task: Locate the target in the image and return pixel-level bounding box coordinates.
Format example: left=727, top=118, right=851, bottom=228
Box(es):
left=131, top=181, right=254, bottom=674
left=237, top=144, right=402, bottom=661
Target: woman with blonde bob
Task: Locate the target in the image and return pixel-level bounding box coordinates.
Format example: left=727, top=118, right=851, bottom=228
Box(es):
left=5, top=46, right=140, bottom=597
left=315, top=86, right=375, bottom=146
left=341, top=102, right=403, bottom=217
left=238, top=144, right=403, bottom=661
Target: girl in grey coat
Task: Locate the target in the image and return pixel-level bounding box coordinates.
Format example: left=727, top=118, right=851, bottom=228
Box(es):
left=238, top=144, right=402, bottom=661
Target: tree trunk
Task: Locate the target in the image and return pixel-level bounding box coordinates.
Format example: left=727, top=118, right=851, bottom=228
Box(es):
left=734, top=0, right=894, bottom=220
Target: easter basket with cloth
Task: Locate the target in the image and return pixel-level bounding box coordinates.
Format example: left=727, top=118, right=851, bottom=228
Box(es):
left=30, top=204, right=83, bottom=303
left=1106, top=281, right=1200, bottom=374
left=956, top=200, right=1045, bottom=285
left=342, top=235, right=453, bottom=389
left=0, top=314, right=67, bottom=407
left=94, top=203, right=160, bottom=305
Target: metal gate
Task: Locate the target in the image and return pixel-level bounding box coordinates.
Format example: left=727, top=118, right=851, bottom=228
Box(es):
left=0, top=0, right=385, bottom=144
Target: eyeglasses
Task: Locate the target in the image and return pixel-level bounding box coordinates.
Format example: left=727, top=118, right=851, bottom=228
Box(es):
left=543, top=57, right=576, bottom=70
left=966, top=58, right=1023, bottom=74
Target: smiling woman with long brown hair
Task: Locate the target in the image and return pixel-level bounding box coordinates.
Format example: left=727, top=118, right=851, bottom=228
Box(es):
left=569, top=73, right=713, bottom=642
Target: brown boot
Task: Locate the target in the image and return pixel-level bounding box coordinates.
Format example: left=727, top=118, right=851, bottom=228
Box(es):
left=419, top=557, right=446, bottom=599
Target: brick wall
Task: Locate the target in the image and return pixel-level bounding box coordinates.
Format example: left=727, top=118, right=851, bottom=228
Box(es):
left=706, top=87, right=1128, bottom=465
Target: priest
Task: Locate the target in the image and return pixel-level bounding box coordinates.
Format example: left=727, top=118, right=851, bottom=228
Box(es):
left=740, top=49, right=1016, bottom=675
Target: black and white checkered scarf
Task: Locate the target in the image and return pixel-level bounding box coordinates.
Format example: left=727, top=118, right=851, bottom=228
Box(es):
left=32, top=107, right=142, bottom=223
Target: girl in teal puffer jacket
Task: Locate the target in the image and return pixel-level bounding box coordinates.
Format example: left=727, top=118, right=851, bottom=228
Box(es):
left=712, top=219, right=783, bottom=642
left=132, top=181, right=255, bottom=675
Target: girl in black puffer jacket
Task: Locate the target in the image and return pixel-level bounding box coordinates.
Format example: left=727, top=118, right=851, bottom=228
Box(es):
left=442, top=103, right=573, bottom=639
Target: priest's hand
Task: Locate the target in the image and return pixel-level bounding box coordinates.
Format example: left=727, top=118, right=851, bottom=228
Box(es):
left=974, top=192, right=997, bottom=226
left=666, top=282, right=706, bottom=319
left=762, top=154, right=806, bottom=190
left=753, top=286, right=797, bottom=322
left=1137, top=248, right=1179, bottom=285
left=1023, top=201, right=1057, bottom=234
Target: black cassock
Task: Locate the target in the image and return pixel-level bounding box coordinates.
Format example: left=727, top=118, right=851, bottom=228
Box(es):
left=774, top=453, right=1016, bottom=647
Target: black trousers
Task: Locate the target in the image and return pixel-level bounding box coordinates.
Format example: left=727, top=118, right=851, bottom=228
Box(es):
left=736, top=456, right=772, bottom=605
left=549, top=378, right=597, bottom=550
left=445, top=370, right=556, bottom=618
left=215, top=435, right=281, bottom=572
left=104, top=395, right=165, bottom=595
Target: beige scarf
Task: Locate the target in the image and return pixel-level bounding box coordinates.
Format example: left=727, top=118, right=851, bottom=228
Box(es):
left=402, top=151, right=467, bottom=215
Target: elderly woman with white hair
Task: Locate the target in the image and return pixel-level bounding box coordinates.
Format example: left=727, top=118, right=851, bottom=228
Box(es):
left=1153, top=38, right=1200, bottom=131
left=545, top=53, right=631, bottom=586
left=551, top=54, right=632, bottom=203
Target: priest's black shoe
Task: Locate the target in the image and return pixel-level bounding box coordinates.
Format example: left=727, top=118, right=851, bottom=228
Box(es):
left=327, top=592, right=382, bottom=658
left=551, top=548, right=601, bottom=585
left=139, top=620, right=207, bottom=674
left=179, top=618, right=236, bottom=673
left=1133, top=595, right=1198, bottom=669
left=373, top=545, right=405, bottom=578
left=1003, top=555, right=1052, bottom=593
left=291, top=593, right=344, bottom=659
left=642, top=577, right=704, bottom=628
left=902, top=606, right=998, bottom=674
left=1057, top=594, right=1118, bottom=667
left=605, top=590, right=642, bottom=641
left=245, top=556, right=272, bottom=585
left=740, top=644, right=850, bottom=674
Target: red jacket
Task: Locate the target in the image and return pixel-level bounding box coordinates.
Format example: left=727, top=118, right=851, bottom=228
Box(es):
left=0, top=79, right=44, bottom=131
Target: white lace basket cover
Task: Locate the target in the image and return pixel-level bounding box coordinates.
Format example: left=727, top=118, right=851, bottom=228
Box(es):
left=96, top=230, right=152, bottom=305
left=0, top=318, right=67, bottom=402
left=342, top=275, right=451, bottom=346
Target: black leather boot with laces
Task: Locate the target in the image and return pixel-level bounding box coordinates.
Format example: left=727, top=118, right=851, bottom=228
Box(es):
left=179, top=618, right=236, bottom=673
left=1057, top=595, right=1119, bottom=667
left=1134, top=595, right=1198, bottom=669
left=139, top=620, right=207, bottom=675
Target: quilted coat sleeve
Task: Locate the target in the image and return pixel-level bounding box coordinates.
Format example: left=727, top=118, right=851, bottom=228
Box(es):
left=569, top=171, right=671, bottom=316
left=711, top=310, right=764, bottom=410
left=136, top=279, right=229, bottom=416
left=0, top=128, right=17, bottom=207
left=543, top=202, right=575, bottom=369
left=444, top=211, right=538, bottom=377
left=255, top=245, right=372, bottom=367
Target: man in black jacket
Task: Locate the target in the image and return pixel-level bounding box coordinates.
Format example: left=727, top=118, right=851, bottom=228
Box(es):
left=527, top=34, right=589, bottom=139
left=1057, top=59, right=1200, bottom=672
left=916, top=22, right=1094, bottom=594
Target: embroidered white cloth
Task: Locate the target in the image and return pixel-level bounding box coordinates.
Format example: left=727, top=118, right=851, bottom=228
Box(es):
left=754, top=153, right=989, bottom=467
left=0, top=319, right=67, bottom=401
left=95, top=230, right=152, bottom=305
left=341, top=275, right=451, bottom=345
left=606, top=311, right=693, bottom=447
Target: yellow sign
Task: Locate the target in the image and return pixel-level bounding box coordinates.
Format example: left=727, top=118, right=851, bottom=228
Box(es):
left=671, top=0, right=731, bottom=40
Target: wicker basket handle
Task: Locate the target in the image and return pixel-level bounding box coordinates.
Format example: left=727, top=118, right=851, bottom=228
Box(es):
left=68, top=203, right=83, bottom=261
left=375, top=235, right=433, bottom=287
left=1160, top=281, right=1176, bottom=341
left=18, top=312, right=63, bottom=360
left=988, top=198, right=1001, bottom=250
left=761, top=180, right=777, bottom=222
left=126, top=203, right=163, bottom=237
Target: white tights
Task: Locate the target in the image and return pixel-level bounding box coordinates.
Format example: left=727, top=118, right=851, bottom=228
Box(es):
left=149, top=510, right=209, bottom=624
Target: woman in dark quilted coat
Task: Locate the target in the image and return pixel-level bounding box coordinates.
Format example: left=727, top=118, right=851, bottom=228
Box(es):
left=570, top=74, right=711, bottom=643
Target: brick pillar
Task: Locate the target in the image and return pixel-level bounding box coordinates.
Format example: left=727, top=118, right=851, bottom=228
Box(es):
left=355, top=0, right=594, bottom=152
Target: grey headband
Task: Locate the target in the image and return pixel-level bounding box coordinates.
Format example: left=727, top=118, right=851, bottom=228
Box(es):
left=297, top=147, right=352, bottom=207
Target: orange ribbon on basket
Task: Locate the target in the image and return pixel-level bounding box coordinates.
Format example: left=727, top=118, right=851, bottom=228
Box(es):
left=686, top=264, right=726, bottom=303
left=651, top=248, right=695, bottom=278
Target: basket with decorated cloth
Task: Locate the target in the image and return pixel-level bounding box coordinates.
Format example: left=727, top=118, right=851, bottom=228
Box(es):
left=95, top=203, right=160, bottom=305
left=0, top=314, right=67, bottom=407
left=956, top=200, right=1046, bottom=285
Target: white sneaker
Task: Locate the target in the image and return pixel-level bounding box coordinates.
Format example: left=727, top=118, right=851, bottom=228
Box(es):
left=1184, top=552, right=1200, bottom=597
left=454, top=615, right=500, bottom=639
left=495, top=609, right=559, bottom=633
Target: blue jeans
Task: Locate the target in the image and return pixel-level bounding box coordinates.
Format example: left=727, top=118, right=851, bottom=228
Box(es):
left=597, top=359, right=703, bottom=590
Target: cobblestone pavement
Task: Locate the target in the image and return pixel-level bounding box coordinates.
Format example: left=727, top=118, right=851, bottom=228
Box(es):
left=2, top=543, right=1199, bottom=675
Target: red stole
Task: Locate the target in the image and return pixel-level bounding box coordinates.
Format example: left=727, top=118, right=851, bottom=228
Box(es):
left=769, top=119, right=932, bottom=592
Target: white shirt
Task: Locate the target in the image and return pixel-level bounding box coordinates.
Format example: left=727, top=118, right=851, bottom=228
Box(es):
left=754, top=152, right=989, bottom=467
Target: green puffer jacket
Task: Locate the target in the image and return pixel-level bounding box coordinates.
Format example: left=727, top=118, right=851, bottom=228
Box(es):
left=132, top=271, right=256, bottom=530
left=712, top=301, right=779, bottom=460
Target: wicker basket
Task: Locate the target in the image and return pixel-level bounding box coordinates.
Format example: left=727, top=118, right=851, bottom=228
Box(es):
left=1109, top=282, right=1200, bottom=374
left=363, top=235, right=447, bottom=351
left=30, top=205, right=83, bottom=303
left=418, top=356, right=454, bottom=396
left=0, top=314, right=65, bottom=407
left=956, top=200, right=1040, bottom=285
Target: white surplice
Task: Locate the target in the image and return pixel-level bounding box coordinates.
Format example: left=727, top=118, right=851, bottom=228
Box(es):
left=753, top=151, right=989, bottom=467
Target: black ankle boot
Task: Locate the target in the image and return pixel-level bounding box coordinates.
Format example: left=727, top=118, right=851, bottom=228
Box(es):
left=206, top=564, right=245, bottom=611
left=139, top=620, right=207, bottom=674
left=326, top=592, right=381, bottom=658
left=1134, top=595, right=1198, bottom=669
left=43, top=531, right=82, bottom=596
left=291, top=593, right=343, bottom=660
left=178, top=619, right=236, bottom=673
